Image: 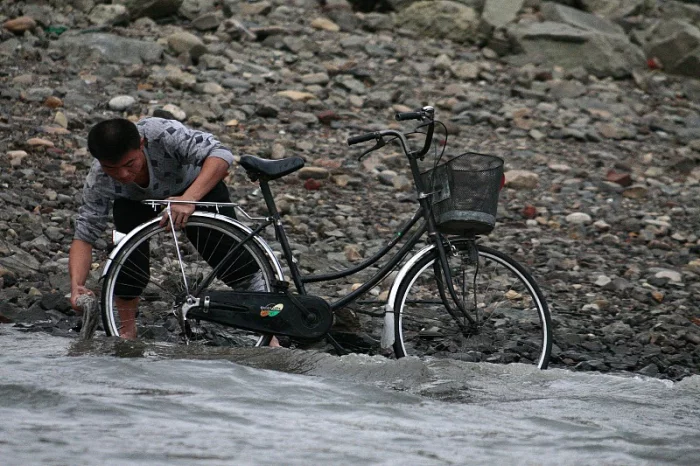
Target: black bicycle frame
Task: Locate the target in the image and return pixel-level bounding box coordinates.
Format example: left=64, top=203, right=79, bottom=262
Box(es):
left=191, top=189, right=427, bottom=314
left=193, top=111, right=474, bottom=328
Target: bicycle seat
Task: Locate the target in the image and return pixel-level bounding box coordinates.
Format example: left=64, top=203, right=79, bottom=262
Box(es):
left=239, top=155, right=305, bottom=181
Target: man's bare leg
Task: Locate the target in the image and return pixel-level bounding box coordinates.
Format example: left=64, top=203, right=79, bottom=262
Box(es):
left=115, top=297, right=139, bottom=339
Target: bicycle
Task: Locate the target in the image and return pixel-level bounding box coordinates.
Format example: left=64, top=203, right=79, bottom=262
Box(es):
left=98, top=106, right=553, bottom=368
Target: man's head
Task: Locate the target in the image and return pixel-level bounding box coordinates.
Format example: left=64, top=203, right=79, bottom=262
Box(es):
left=87, top=118, right=146, bottom=184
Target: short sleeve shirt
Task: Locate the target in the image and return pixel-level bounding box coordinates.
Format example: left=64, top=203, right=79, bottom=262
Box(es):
left=73, top=117, right=234, bottom=245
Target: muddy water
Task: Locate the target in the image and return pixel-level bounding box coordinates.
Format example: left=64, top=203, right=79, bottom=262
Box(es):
left=1, top=326, right=699, bottom=465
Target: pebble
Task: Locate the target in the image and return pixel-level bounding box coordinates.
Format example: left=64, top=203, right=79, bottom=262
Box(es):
left=0, top=0, right=697, bottom=383
left=595, top=276, right=612, bottom=287
left=54, top=112, right=68, bottom=128
left=622, top=185, right=648, bottom=198
left=311, top=17, right=340, bottom=32
left=161, top=104, right=187, bottom=121
left=26, top=138, right=54, bottom=147
left=566, top=212, right=592, bottom=224
left=3, top=16, right=36, bottom=33
left=297, top=167, right=330, bottom=180
left=109, top=95, right=136, bottom=111
left=593, top=220, right=610, bottom=231
left=655, top=270, right=682, bottom=283
left=504, top=170, right=539, bottom=190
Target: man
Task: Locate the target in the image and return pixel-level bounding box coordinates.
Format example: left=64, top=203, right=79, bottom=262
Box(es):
left=69, top=117, right=257, bottom=339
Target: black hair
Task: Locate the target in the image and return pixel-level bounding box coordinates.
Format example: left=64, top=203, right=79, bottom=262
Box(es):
left=87, top=118, right=141, bottom=164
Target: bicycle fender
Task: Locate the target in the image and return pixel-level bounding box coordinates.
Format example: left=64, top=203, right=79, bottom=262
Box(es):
left=381, top=243, right=437, bottom=349
left=100, top=211, right=284, bottom=281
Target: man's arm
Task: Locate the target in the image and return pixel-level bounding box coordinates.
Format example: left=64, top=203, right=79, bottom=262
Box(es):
left=182, top=156, right=230, bottom=201
left=160, top=157, right=230, bottom=229
left=70, top=163, right=111, bottom=311
left=69, top=238, right=94, bottom=311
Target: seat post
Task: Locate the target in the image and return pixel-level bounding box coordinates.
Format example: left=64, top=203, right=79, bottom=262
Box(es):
left=259, top=179, right=307, bottom=294
left=258, top=179, right=279, bottom=218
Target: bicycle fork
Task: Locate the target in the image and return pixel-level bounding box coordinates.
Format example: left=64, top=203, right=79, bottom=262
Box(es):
left=433, top=238, right=479, bottom=334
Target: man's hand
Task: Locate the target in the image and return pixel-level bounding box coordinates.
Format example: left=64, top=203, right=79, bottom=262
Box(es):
left=159, top=196, right=196, bottom=229
left=70, top=285, right=94, bottom=314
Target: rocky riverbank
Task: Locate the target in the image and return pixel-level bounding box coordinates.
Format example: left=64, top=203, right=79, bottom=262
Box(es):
left=1, top=0, right=699, bottom=380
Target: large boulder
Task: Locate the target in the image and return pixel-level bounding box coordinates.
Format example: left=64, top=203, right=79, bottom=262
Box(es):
left=394, top=1, right=479, bottom=43
left=55, top=33, right=164, bottom=65
left=384, top=0, right=483, bottom=11
left=657, top=1, right=700, bottom=25
left=506, top=21, right=646, bottom=78
left=644, top=19, right=700, bottom=78
left=540, top=1, right=625, bottom=35
left=481, top=0, right=525, bottom=29
left=581, top=0, right=652, bottom=19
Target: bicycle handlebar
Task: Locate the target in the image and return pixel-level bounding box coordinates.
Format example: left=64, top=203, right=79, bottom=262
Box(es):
left=395, top=111, right=423, bottom=121
left=346, top=106, right=436, bottom=159
left=347, top=131, right=380, bottom=146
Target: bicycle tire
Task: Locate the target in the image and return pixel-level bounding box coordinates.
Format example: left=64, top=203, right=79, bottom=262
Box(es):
left=101, top=214, right=278, bottom=347
left=393, top=240, right=552, bottom=369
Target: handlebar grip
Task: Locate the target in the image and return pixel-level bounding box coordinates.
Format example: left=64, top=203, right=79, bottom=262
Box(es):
left=347, top=132, right=379, bottom=146
left=395, top=111, right=423, bottom=121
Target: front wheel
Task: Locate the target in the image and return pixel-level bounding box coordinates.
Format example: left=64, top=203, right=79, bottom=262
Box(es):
left=393, top=240, right=552, bottom=369
left=100, top=214, right=278, bottom=347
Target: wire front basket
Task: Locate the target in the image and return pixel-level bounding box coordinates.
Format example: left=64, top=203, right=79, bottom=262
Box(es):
left=421, top=152, right=504, bottom=235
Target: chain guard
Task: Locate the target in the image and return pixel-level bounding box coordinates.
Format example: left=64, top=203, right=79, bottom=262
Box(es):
left=186, top=291, right=333, bottom=340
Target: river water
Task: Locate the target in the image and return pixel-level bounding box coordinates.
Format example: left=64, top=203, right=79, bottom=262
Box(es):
left=1, top=325, right=699, bottom=465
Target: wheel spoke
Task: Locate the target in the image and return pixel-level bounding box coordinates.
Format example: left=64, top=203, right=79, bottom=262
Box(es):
left=394, top=241, right=551, bottom=368
left=102, top=215, right=276, bottom=346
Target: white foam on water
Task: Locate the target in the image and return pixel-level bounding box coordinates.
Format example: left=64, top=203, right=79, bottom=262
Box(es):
left=1, top=326, right=699, bottom=465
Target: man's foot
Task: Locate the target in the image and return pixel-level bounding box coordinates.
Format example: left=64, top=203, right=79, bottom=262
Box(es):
left=115, top=296, right=139, bottom=339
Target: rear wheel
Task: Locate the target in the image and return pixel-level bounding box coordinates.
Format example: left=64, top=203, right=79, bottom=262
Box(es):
left=101, top=214, right=278, bottom=347
left=393, top=240, right=551, bottom=368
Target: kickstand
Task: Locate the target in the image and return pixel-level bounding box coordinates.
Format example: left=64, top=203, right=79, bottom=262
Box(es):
left=325, top=334, right=348, bottom=356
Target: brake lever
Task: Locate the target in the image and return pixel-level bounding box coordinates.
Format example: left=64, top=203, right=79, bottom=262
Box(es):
left=358, top=137, right=386, bottom=161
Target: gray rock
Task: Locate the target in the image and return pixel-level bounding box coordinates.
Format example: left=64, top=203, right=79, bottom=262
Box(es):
left=191, top=12, right=221, bottom=31
left=88, top=4, right=130, bottom=26
left=658, top=1, right=700, bottom=25
left=0, top=250, right=41, bottom=276
left=167, top=31, right=208, bottom=59
left=481, top=0, right=525, bottom=29
left=0, top=38, right=21, bottom=57
left=394, top=1, right=479, bottom=43
left=179, top=0, right=217, bottom=21
left=644, top=20, right=700, bottom=79
left=581, top=0, right=651, bottom=19
left=504, top=169, right=539, bottom=189
left=507, top=21, right=646, bottom=78
left=566, top=212, right=592, bottom=224
left=541, top=2, right=626, bottom=35
left=19, top=4, right=54, bottom=27
left=56, top=33, right=163, bottom=65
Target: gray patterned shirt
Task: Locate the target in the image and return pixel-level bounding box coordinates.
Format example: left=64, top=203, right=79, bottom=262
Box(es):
left=74, top=117, right=234, bottom=245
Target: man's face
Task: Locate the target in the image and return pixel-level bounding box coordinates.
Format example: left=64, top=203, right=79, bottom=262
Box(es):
left=100, top=139, right=146, bottom=184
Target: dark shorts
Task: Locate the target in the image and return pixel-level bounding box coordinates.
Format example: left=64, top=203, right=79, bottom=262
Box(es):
left=112, top=182, right=260, bottom=299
